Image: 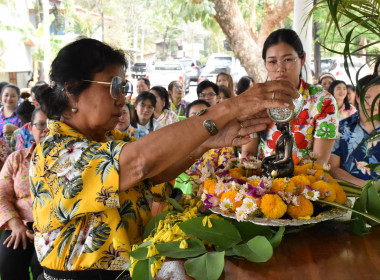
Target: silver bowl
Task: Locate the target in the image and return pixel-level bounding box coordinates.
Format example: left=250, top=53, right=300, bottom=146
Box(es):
left=267, top=89, right=304, bottom=123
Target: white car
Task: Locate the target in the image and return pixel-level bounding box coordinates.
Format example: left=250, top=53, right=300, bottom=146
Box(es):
left=146, top=61, right=190, bottom=93
left=320, top=57, right=372, bottom=85
left=198, top=53, right=247, bottom=86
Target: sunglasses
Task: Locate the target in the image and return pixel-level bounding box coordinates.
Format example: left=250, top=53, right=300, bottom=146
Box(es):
left=83, top=76, right=130, bottom=99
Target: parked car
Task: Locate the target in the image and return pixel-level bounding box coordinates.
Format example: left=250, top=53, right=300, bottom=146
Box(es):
left=178, top=58, right=202, bottom=82
left=198, top=53, right=247, bottom=86
left=146, top=61, right=190, bottom=93
left=131, top=62, right=147, bottom=79
left=319, top=57, right=372, bottom=85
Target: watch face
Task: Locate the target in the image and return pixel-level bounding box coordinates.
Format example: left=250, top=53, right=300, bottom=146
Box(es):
left=267, top=90, right=304, bottom=123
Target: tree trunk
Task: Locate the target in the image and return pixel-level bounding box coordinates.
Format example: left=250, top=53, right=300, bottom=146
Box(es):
left=211, top=0, right=267, bottom=82
left=211, top=0, right=295, bottom=83
left=257, top=0, right=294, bottom=46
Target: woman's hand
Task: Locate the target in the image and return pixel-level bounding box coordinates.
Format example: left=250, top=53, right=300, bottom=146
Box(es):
left=203, top=111, right=272, bottom=149
left=3, top=218, right=29, bottom=250
left=234, top=80, right=300, bottom=120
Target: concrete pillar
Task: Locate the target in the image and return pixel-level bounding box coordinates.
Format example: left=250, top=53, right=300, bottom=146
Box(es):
left=293, top=0, right=313, bottom=83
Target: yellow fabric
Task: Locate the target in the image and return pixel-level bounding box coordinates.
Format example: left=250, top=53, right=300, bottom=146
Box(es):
left=30, top=120, right=155, bottom=271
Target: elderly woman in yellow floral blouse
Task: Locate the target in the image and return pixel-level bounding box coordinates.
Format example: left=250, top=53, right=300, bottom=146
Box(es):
left=30, top=38, right=298, bottom=279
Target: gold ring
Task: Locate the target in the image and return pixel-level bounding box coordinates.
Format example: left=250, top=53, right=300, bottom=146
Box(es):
left=272, top=92, right=275, bottom=100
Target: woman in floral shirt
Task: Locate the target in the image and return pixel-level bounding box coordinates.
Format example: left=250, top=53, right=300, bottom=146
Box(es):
left=150, top=86, right=179, bottom=126
left=242, top=29, right=339, bottom=165
left=0, top=108, right=47, bottom=280
left=30, top=38, right=298, bottom=279
left=328, top=80, right=357, bottom=121
left=168, top=80, right=188, bottom=116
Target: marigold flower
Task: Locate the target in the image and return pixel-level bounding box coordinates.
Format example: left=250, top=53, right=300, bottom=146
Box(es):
left=294, top=165, right=306, bottom=175
left=203, top=178, right=217, bottom=195
left=303, top=162, right=323, bottom=171
left=229, top=168, right=244, bottom=179
left=284, top=180, right=297, bottom=194
left=290, top=175, right=311, bottom=194
left=311, top=180, right=336, bottom=202
left=287, top=195, right=314, bottom=219
left=247, top=178, right=260, bottom=187
left=331, top=183, right=347, bottom=204
left=260, top=194, right=287, bottom=219
left=271, top=178, right=286, bottom=193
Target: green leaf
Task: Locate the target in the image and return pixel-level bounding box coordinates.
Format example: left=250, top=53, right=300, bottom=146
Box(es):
left=184, top=251, right=225, bottom=280
left=174, top=173, right=193, bottom=194
left=132, top=258, right=153, bottom=280
left=232, top=236, right=273, bottom=263
left=128, top=247, right=148, bottom=260
left=350, top=199, right=370, bottom=235
left=143, top=211, right=177, bottom=239
left=365, top=184, right=380, bottom=225
left=178, top=217, right=242, bottom=250
left=155, top=238, right=206, bottom=258
left=270, top=226, right=285, bottom=248
left=233, top=221, right=272, bottom=242
left=167, top=197, right=184, bottom=212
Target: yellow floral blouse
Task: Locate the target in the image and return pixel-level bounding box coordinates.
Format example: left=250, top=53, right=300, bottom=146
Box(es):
left=30, top=120, right=157, bottom=271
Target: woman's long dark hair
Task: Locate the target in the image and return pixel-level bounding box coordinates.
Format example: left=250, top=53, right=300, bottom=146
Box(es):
left=328, top=80, right=350, bottom=110
left=131, top=91, right=156, bottom=132
left=150, top=86, right=170, bottom=110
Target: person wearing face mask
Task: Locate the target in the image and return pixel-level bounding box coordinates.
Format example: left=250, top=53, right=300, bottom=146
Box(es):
left=0, top=108, right=47, bottom=280
left=150, top=86, right=179, bottom=126
left=329, top=75, right=380, bottom=186
left=168, top=80, right=187, bottom=117
left=197, top=80, right=220, bottom=106
left=328, top=80, right=357, bottom=121
left=242, top=29, right=339, bottom=166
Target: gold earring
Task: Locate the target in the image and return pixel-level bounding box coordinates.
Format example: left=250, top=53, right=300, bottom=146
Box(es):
left=72, top=107, right=78, bottom=113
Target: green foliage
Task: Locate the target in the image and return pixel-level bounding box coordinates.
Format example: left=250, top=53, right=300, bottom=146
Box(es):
left=184, top=251, right=225, bottom=280
left=155, top=238, right=206, bottom=258
left=178, top=217, right=242, bottom=250
left=232, top=236, right=273, bottom=262
left=132, top=258, right=154, bottom=280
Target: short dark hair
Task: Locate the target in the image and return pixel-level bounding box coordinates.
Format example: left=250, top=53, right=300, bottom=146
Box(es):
left=328, top=80, right=350, bottom=110
left=196, top=80, right=219, bottom=96
left=186, top=99, right=211, bottom=118
left=37, top=38, right=127, bottom=120
left=218, top=85, right=232, bottom=99
left=236, top=76, right=254, bottom=95
left=150, top=86, right=170, bottom=110
left=357, top=74, right=380, bottom=97
left=138, top=77, right=150, bottom=87
left=1, top=84, right=20, bottom=96
left=31, top=107, right=43, bottom=124
left=17, top=99, right=35, bottom=124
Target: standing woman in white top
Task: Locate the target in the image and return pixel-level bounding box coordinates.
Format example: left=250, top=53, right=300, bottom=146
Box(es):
left=128, top=91, right=162, bottom=139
